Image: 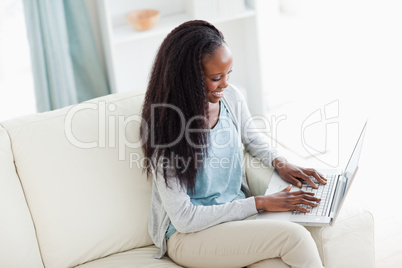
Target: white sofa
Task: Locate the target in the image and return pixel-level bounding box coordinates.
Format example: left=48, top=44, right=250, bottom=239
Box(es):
left=0, top=91, right=375, bottom=268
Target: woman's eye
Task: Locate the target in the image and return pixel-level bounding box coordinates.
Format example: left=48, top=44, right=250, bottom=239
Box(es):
left=211, top=70, right=232, bottom=82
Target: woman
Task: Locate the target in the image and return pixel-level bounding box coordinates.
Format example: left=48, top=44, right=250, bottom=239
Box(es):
left=141, top=20, right=326, bottom=268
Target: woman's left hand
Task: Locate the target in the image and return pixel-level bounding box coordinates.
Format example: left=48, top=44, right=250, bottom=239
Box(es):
left=273, top=157, right=327, bottom=189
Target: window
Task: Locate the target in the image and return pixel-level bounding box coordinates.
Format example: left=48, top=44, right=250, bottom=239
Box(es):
left=0, top=0, right=36, bottom=122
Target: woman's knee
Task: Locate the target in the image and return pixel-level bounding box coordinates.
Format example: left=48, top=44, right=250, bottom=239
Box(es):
left=278, top=222, right=317, bottom=251
left=264, top=220, right=311, bottom=238
left=284, top=222, right=311, bottom=238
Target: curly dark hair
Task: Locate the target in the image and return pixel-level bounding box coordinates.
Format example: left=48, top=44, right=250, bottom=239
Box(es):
left=140, top=20, right=226, bottom=191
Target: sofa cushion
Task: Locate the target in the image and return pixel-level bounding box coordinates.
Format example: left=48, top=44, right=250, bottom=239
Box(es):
left=244, top=152, right=274, bottom=196
left=1, top=92, right=153, bottom=268
left=75, top=246, right=180, bottom=268
left=0, top=125, right=44, bottom=268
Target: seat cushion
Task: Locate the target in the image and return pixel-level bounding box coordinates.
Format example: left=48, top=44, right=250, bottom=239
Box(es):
left=0, top=125, right=44, bottom=268
left=1, top=91, right=153, bottom=268
left=75, top=245, right=292, bottom=268
left=74, top=246, right=181, bottom=268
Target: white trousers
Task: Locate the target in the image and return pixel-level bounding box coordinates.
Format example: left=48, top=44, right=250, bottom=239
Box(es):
left=167, top=219, right=324, bottom=268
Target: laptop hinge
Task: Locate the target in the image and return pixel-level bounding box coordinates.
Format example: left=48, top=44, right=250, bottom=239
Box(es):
left=328, top=175, right=347, bottom=218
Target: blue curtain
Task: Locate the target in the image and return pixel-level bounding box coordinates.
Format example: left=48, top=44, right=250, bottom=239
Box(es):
left=22, top=0, right=110, bottom=112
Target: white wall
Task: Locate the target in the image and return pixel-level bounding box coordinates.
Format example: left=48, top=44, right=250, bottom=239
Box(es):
left=259, top=0, right=402, bottom=229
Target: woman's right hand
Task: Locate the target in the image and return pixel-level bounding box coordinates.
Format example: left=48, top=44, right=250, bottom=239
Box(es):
left=254, top=185, right=321, bottom=213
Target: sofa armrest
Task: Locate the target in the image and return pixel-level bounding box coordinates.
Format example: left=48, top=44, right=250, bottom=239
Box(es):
left=244, top=153, right=375, bottom=268
left=306, top=207, right=375, bottom=268
left=244, top=152, right=275, bottom=196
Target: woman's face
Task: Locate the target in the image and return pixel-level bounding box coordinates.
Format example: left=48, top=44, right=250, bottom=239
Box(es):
left=202, top=45, right=233, bottom=104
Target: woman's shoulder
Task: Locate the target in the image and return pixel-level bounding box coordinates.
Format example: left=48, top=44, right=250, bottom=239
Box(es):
left=224, top=83, right=246, bottom=103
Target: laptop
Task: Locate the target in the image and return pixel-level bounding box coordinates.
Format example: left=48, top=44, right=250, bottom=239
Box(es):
left=257, top=121, right=367, bottom=226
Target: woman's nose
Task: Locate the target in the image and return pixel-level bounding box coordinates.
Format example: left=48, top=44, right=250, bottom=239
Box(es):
left=220, top=77, right=229, bottom=88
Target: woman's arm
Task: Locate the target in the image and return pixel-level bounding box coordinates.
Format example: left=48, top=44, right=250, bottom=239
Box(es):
left=226, top=85, right=280, bottom=169
left=254, top=184, right=321, bottom=213
left=153, top=166, right=257, bottom=233
left=229, top=86, right=326, bottom=188
left=154, top=162, right=321, bottom=226
left=273, top=157, right=327, bottom=188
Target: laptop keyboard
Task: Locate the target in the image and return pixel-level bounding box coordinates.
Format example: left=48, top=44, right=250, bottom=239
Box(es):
left=292, top=174, right=337, bottom=216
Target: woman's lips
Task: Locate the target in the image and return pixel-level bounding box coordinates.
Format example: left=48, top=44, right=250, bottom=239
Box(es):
left=211, top=90, right=224, bottom=97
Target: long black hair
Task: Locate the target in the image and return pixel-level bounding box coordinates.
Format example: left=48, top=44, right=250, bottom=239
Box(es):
left=140, top=20, right=226, bottom=191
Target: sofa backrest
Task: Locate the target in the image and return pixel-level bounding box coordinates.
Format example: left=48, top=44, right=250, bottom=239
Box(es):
left=0, top=125, right=44, bottom=268
left=0, top=92, right=153, bottom=268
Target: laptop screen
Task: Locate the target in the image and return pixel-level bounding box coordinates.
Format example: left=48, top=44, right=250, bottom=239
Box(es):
left=343, top=121, right=367, bottom=188
left=329, top=121, right=367, bottom=223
